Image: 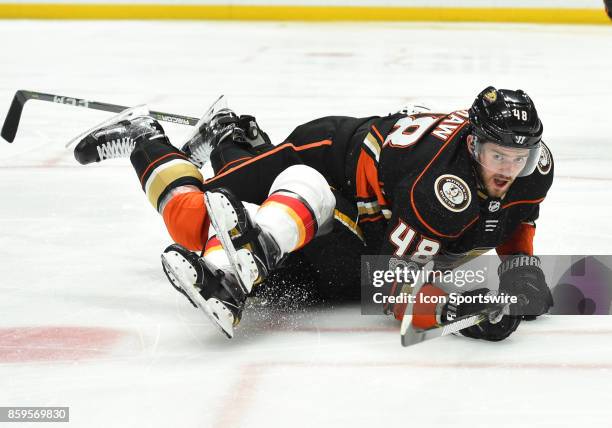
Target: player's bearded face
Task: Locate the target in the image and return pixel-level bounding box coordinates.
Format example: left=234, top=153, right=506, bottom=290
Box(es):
left=476, top=142, right=530, bottom=197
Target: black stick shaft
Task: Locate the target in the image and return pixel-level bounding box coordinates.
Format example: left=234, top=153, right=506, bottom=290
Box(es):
left=2, top=89, right=199, bottom=143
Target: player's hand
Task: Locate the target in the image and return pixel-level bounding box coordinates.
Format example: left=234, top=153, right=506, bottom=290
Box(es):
left=498, top=255, right=553, bottom=319
left=443, top=288, right=522, bottom=341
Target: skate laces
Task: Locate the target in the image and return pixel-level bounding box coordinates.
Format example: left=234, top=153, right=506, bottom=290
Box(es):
left=184, top=125, right=235, bottom=168
left=183, top=110, right=238, bottom=168
left=96, top=136, right=136, bottom=160
left=186, top=136, right=213, bottom=168
left=95, top=117, right=160, bottom=160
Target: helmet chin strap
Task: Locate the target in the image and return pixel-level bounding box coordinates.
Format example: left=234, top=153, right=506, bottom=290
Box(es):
left=477, top=172, right=488, bottom=195
left=467, top=132, right=484, bottom=161
left=466, top=135, right=485, bottom=189
left=470, top=158, right=486, bottom=192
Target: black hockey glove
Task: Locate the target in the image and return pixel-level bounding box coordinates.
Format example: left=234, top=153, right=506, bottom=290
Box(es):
left=442, top=288, right=522, bottom=342
left=498, top=255, right=553, bottom=320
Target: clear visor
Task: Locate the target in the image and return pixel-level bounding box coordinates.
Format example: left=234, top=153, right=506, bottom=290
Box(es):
left=471, top=138, right=541, bottom=178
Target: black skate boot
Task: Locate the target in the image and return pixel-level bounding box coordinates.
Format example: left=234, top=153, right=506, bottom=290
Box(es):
left=73, top=106, right=165, bottom=165
left=181, top=96, right=273, bottom=169
left=204, top=188, right=283, bottom=294
left=161, top=244, right=246, bottom=338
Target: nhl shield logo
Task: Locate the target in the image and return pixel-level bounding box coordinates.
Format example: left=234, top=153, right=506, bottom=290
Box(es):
left=434, top=175, right=472, bottom=212
left=488, top=200, right=501, bottom=212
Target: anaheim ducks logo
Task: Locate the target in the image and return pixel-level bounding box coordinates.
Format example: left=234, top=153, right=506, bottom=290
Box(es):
left=434, top=175, right=472, bottom=212
left=537, top=144, right=552, bottom=175
left=483, top=90, right=497, bottom=104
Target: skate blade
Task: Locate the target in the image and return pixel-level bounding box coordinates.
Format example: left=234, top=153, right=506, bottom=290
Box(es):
left=65, top=104, right=150, bottom=149
left=236, top=248, right=260, bottom=288
left=399, top=261, right=434, bottom=347
left=161, top=252, right=235, bottom=339
left=205, top=191, right=255, bottom=294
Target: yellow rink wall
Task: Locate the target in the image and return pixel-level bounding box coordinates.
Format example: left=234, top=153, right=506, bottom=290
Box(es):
left=0, top=1, right=610, bottom=23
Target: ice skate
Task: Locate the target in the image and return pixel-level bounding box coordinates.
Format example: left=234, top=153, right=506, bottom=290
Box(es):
left=72, top=105, right=165, bottom=165
left=161, top=243, right=245, bottom=338
left=180, top=96, right=240, bottom=168
left=181, top=96, right=272, bottom=168
left=204, top=188, right=283, bottom=295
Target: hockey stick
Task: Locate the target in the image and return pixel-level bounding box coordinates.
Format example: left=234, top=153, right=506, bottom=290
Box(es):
left=400, top=303, right=508, bottom=347
left=1, top=89, right=199, bottom=143
left=399, top=262, right=509, bottom=347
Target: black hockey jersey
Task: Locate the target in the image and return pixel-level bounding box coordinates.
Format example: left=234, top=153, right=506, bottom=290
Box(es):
left=344, top=110, right=554, bottom=267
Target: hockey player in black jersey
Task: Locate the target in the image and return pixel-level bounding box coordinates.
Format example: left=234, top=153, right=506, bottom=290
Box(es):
left=74, top=86, right=553, bottom=340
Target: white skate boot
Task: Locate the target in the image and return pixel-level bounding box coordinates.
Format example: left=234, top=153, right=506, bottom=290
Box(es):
left=204, top=188, right=283, bottom=295
left=161, top=243, right=246, bottom=338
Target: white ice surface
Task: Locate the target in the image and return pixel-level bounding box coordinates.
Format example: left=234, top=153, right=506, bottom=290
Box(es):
left=1, top=21, right=612, bottom=428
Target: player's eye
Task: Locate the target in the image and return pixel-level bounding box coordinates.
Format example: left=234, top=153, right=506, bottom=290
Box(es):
left=492, top=153, right=504, bottom=161
left=514, top=157, right=527, bottom=164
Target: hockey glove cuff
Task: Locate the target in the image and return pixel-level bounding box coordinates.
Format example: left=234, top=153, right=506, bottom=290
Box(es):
left=498, top=255, right=553, bottom=319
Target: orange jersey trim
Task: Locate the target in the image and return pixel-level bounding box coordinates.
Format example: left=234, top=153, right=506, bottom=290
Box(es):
left=501, top=197, right=546, bottom=210
left=397, top=283, right=447, bottom=325
left=216, top=156, right=252, bottom=175
left=496, top=222, right=536, bottom=256
left=205, top=139, right=332, bottom=185
left=139, top=152, right=189, bottom=186
left=355, top=150, right=386, bottom=201
left=409, top=123, right=479, bottom=239
left=371, top=125, right=384, bottom=144
left=358, top=214, right=384, bottom=223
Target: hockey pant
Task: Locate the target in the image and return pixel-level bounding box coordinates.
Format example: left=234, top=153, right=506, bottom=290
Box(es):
left=128, top=134, right=336, bottom=273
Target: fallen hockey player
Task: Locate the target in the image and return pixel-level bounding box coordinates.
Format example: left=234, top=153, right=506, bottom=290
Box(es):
left=73, top=86, right=554, bottom=340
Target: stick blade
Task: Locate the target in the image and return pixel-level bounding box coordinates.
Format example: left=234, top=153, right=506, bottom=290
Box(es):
left=1, top=90, right=28, bottom=143
left=401, top=303, right=508, bottom=347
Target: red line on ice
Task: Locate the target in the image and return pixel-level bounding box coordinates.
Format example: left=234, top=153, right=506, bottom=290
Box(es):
left=0, top=326, right=126, bottom=363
